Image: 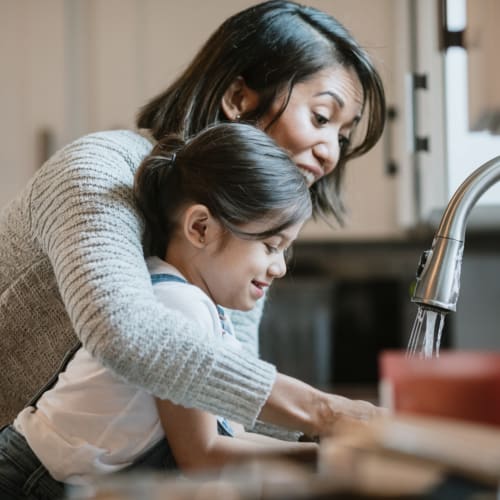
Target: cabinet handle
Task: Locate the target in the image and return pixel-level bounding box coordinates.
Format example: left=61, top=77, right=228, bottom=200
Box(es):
left=406, top=72, right=429, bottom=154
left=384, top=106, right=398, bottom=176
left=37, top=128, right=56, bottom=167
left=439, top=0, right=466, bottom=51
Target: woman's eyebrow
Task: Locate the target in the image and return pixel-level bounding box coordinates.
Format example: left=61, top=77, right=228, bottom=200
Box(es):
left=314, top=90, right=362, bottom=123
left=315, top=90, right=344, bottom=107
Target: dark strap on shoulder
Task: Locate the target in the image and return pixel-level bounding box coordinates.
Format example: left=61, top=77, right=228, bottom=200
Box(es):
left=151, top=271, right=234, bottom=437
left=151, top=273, right=187, bottom=286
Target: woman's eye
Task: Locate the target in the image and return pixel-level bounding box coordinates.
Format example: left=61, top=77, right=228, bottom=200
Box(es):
left=313, top=112, right=329, bottom=126
left=339, top=135, right=350, bottom=150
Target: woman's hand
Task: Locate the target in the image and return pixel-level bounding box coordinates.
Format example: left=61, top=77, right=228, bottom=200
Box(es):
left=312, top=392, right=388, bottom=437
left=259, top=373, right=387, bottom=437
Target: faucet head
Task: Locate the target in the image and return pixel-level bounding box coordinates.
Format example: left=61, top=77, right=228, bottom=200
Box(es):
left=411, top=156, right=500, bottom=314
left=411, top=236, right=464, bottom=313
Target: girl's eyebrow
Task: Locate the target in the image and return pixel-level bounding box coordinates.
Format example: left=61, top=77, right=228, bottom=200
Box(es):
left=268, top=233, right=284, bottom=242
left=273, top=232, right=296, bottom=246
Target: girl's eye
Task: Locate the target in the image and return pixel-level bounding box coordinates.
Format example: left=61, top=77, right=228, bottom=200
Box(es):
left=313, top=112, right=329, bottom=126
left=265, top=243, right=279, bottom=254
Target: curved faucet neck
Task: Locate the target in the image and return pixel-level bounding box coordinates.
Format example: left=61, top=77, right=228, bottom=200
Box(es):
left=437, top=156, right=500, bottom=242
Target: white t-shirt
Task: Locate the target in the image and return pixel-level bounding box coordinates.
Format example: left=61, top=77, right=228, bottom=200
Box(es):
left=14, top=257, right=240, bottom=484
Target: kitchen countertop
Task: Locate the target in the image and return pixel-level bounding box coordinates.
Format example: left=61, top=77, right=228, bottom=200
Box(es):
left=66, top=415, right=500, bottom=500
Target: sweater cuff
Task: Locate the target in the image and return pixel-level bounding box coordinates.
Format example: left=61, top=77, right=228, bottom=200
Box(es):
left=248, top=421, right=302, bottom=442
left=187, top=346, right=276, bottom=428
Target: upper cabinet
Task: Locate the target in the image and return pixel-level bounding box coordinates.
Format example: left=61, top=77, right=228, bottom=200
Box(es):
left=2, top=0, right=496, bottom=235
left=295, top=0, right=405, bottom=240
left=0, top=0, right=67, bottom=205
left=401, top=0, right=500, bottom=229
left=1, top=0, right=403, bottom=241
left=467, top=0, right=500, bottom=136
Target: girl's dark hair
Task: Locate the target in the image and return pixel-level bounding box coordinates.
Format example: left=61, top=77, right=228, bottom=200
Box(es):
left=136, top=0, right=386, bottom=224
left=134, top=123, right=312, bottom=258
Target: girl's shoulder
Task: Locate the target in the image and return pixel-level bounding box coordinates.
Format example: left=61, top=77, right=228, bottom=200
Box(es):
left=147, top=257, right=222, bottom=341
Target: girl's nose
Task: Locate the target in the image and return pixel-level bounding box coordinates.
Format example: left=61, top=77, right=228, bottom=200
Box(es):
left=268, top=253, right=287, bottom=279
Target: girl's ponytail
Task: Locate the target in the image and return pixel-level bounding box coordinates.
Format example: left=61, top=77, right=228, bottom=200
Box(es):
left=134, top=134, right=186, bottom=256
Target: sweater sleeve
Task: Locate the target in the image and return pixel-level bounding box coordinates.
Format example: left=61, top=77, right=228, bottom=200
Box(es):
left=226, top=301, right=263, bottom=358
left=29, top=130, right=276, bottom=427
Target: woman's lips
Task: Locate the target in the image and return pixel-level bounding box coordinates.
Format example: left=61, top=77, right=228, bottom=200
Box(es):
left=298, top=165, right=321, bottom=186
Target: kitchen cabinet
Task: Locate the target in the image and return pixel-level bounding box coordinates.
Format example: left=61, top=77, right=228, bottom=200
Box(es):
left=467, top=0, right=500, bottom=135
left=1, top=0, right=402, bottom=240
left=0, top=0, right=67, bottom=205
left=398, top=0, right=500, bottom=229
left=3, top=1, right=496, bottom=234
left=391, top=0, right=500, bottom=350
left=0, top=1, right=201, bottom=202
left=259, top=279, right=335, bottom=388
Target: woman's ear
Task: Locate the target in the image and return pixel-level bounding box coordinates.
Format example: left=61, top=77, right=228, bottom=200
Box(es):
left=221, top=76, right=260, bottom=120
left=183, top=204, right=214, bottom=248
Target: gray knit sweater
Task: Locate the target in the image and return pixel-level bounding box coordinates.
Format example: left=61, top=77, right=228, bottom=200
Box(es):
left=0, top=129, right=276, bottom=429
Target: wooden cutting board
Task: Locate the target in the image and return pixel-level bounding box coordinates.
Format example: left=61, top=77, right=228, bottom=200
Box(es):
left=319, top=414, right=500, bottom=496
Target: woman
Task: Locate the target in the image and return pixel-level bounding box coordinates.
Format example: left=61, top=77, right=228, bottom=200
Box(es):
left=0, top=0, right=385, bottom=436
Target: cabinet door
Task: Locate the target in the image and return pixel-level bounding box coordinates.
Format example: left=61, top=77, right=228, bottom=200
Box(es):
left=0, top=0, right=67, bottom=206
left=259, top=279, right=335, bottom=387
left=299, top=0, right=402, bottom=240
left=444, top=0, right=500, bottom=208
left=411, top=0, right=500, bottom=227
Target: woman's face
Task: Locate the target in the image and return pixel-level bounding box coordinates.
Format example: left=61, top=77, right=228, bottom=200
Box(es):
left=259, top=66, right=363, bottom=186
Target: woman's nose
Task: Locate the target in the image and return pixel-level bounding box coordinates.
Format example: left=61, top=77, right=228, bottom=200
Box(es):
left=269, top=254, right=287, bottom=279
left=313, top=138, right=339, bottom=175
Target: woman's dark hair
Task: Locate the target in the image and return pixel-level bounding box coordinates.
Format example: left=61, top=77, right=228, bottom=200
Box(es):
left=134, top=123, right=312, bottom=258
left=136, top=0, right=386, bottom=224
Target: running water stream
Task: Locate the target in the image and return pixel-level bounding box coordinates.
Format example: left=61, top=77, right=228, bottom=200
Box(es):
left=407, top=306, right=447, bottom=358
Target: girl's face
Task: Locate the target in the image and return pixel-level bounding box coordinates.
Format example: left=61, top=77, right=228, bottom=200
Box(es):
left=197, top=219, right=303, bottom=311
left=259, top=66, right=363, bottom=186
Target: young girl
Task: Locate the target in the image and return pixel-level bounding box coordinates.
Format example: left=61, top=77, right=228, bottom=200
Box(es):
left=1, top=0, right=385, bottom=442
left=0, top=123, right=315, bottom=498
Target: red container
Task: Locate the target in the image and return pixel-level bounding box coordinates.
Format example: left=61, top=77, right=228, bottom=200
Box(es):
left=379, top=350, right=500, bottom=427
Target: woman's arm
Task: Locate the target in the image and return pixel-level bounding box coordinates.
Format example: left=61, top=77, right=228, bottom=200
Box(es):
left=259, top=373, right=384, bottom=438
left=29, top=130, right=275, bottom=427
left=155, top=398, right=317, bottom=472
left=28, top=129, right=383, bottom=434
left=227, top=305, right=262, bottom=357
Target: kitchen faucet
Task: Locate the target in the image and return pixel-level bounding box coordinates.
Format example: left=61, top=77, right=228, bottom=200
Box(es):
left=412, top=156, right=500, bottom=312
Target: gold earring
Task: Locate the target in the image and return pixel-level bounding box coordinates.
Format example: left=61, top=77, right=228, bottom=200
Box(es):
left=199, top=237, right=205, bottom=243
left=235, top=114, right=241, bottom=121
